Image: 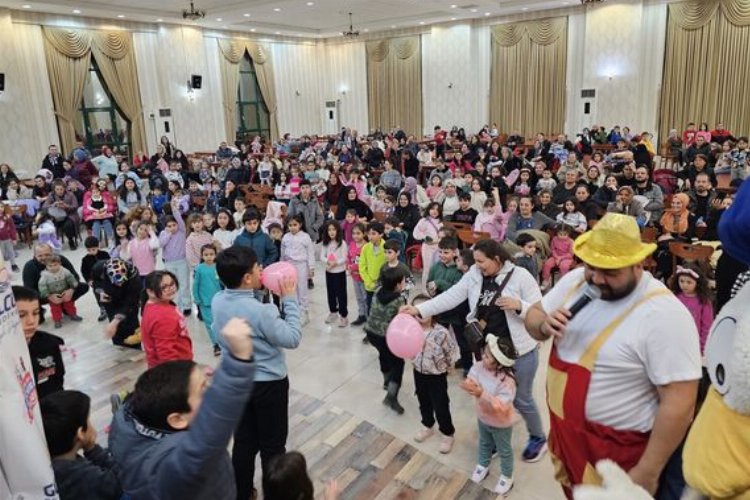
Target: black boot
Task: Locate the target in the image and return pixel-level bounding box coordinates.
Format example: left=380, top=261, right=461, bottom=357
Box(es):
left=351, top=315, right=367, bottom=326
left=382, top=373, right=389, bottom=390
left=383, top=381, right=404, bottom=414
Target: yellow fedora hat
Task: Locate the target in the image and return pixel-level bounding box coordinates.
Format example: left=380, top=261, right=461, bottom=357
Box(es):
left=574, top=213, right=656, bottom=269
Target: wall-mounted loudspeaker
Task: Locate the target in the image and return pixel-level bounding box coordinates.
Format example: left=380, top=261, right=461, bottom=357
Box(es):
left=0, top=73, right=5, bottom=92
left=190, top=74, right=202, bottom=89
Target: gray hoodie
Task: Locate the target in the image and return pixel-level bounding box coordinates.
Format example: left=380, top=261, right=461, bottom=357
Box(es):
left=108, top=355, right=256, bottom=500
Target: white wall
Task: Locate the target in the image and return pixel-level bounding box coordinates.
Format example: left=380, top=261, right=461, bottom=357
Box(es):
left=0, top=10, right=58, bottom=175
left=567, top=0, right=667, bottom=141
left=322, top=41, right=369, bottom=135
left=420, top=23, right=492, bottom=136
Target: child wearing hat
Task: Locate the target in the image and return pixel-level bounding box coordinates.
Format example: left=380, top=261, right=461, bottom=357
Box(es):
left=461, top=334, right=518, bottom=496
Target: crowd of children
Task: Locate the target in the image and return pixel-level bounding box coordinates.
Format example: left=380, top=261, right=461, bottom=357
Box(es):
left=14, top=120, right=739, bottom=499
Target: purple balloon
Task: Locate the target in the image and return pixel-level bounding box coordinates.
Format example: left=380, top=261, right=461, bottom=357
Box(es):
left=261, top=261, right=298, bottom=295
left=386, top=313, right=426, bottom=359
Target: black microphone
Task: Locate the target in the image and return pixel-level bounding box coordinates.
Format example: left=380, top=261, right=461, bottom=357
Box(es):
left=567, top=284, right=602, bottom=318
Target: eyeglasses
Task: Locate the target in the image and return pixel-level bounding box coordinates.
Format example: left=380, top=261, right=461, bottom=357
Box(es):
left=160, top=281, right=177, bottom=291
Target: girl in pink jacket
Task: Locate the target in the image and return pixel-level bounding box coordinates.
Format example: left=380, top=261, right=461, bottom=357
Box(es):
left=461, top=334, right=517, bottom=495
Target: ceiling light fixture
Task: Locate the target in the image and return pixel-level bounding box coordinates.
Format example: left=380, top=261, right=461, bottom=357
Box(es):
left=273, top=7, right=281, bottom=11
left=342, top=12, right=359, bottom=38
left=22, top=4, right=31, bottom=9
left=216, top=17, right=222, bottom=21
left=275, top=31, right=280, bottom=34
left=484, top=12, right=490, bottom=16
left=73, top=9, right=81, bottom=14
left=470, top=8, right=477, bottom=12
left=182, top=1, right=205, bottom=21
left=419, top=21, right=425, bottom=25
left=450, top=4, right=457, bottom=7
left=156, top=18, right=163, bottom=21
left=250, top=28, right=256, bottom=32
left=450, top=17, right=456, bottom=20
left=117, top=14, right=125, bottom=18
left=306, top=1, right=314, bottom=5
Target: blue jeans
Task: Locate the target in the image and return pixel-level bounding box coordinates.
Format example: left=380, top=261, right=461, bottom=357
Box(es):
left=477, top=420, right=513, bottom=477
left=353, top=280, right=367, bottom=318
left=91, top=218, right=114, bottom=242
left=164, top=259, right=191, bottom=311
left=513, top=346, right=545, bottom=439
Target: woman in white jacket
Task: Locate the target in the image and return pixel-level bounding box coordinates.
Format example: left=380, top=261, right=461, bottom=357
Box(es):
left=400, top=238, right=549, bottom=463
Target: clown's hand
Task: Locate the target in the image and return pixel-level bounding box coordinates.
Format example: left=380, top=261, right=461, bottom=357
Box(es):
left=573, top=460, right=653, bottom=500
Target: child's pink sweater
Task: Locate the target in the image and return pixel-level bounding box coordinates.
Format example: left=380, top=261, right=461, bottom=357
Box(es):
left=467, top=363, right=516, bottom=428
left=128, top=235, right=160, bottom=276
left=186, top=231, right=215, bottom=267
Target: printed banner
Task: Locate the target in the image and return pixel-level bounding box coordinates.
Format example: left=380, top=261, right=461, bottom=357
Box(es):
left=0, top=256, right=58, bottom=500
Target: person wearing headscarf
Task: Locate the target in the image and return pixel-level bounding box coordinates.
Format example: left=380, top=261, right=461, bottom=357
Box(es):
left=394, top=191, right=421, bottom=242
left=335, top=186, right=373, bottom=220
left=655, top=192, right=698, bottom=279
left=401, top=177, right=430, bottom=211
left=92, top=258, right=143, bottom=348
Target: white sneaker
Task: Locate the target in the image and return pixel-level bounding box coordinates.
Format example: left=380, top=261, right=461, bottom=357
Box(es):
left=494, top=475, right=514, bottom=495
left=438, top=434, right=454, bottom=454
left=325, top=313, right=338, bottom=324
left=414, top=426, right=434, bottom=443
left=338, top=316, right=349, bottom=328
left=470, top=464, right=489, bottom=484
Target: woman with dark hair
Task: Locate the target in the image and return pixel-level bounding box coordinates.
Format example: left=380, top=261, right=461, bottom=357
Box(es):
left=593, top=174, right=619, bottom=210
left=219, top=179, right=240, bottom=211
left=335, top=186, right=372, bottom=220
left=393, top=191, right=421, bottom=239
left=173, top=149, right=190, bottom=171
left=117, top=177, right=144, bottom=217
left=42, top=179, right=81, bottom=250
left=400, top=238, right=548, bottom=462
left=140, top=270, right=193, bottom=369
left=0, top=163, right=19, bottom=191
left=325, top=172, right=344, bottom=209
left=92, top=258, right=142, bottom=348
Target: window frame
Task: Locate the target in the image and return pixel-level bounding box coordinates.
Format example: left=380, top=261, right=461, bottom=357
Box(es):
left=236, top=54, right=271, bottom=143
left=77, top=57, right=132, bottom=158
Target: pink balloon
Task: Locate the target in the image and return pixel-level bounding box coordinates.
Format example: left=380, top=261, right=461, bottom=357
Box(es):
left=261, top=261, right=298, bottom=295
left=386, top=313, right=426, bottom=359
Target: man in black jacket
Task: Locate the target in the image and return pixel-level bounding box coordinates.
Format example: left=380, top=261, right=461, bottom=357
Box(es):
left=41, top=144, right=66, bottom=179
left=22, top=244, right=89, bottom=321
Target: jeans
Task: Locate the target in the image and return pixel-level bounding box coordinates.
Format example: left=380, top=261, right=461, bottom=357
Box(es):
left=353, top=280, right=367, bottom=318
left=325, top=271, right=348, bottom=317
left=414, top=370, right=454, bottom=436
left=288, top=260, right=309, bottom=312
left=90, top=218, right=114, bottom=243
left=366, top=290, right=374, bottom=315
left=513, top=347, right=546, bottom=439
left=164, top=259, right=191, bottom=311
left=477, top=419, right=514, bottom=477
left=233, top=377, right=289, bottom=500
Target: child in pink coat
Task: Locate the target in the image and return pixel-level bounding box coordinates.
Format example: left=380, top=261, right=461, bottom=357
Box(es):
left=541, top=224, right=575, bottom=290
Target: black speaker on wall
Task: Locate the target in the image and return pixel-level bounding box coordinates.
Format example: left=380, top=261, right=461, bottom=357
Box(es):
left=0, top=73, right=5, bottom=92
left=191, top=74, right=202, bottom=89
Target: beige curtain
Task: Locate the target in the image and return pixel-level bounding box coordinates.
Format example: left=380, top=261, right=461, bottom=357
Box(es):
left=42, top=27, right=147, bottom=157
left=217, top=38, right=280, bottom=142
left=489, top=17, right=567, bottom=139
left=366, top=36, right=422, bottom=136
left=659, top=0, right=750, bottom=138
left=42, top=29, right=92, bottom=155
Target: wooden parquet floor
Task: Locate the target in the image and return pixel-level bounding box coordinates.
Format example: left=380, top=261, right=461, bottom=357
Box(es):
left=65, top=339, right=501, bottom=499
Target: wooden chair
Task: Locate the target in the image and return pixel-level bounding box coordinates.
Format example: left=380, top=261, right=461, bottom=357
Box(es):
left=668, top=241, right=714, bottom=276
left=373, top=211, right=388, bottom=222
left=641, top=226, right=658, bottom=243
left=11, top=204, right=33, bottom=248
left=694, top=225, right=707, bottom=241
left=443, top=221, right=472, bottom=233
left=457, top=229, right=491, bottom=247
left=244, top=192, right=269, bottom=213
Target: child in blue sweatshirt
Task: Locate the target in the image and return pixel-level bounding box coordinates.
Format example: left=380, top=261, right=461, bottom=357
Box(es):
left=211, top=245, right=301, bottom=500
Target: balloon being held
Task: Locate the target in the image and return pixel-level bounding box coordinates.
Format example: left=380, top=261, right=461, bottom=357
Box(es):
left=261, top=261, right=298, bottom=295
left=386, top=313, right=426, bottom=359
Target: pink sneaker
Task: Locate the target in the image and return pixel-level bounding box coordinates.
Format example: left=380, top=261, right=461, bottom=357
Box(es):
left=414, top=426, right=434, bottom=443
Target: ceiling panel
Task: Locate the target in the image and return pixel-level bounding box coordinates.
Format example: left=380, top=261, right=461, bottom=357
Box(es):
left=0, top=0, right=579, bottom=36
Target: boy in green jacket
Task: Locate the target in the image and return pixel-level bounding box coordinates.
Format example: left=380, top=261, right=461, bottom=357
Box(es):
left=363, top=266, right=408, bottom=414
left=359, top=222, right=387, bottom=313
left=426, top=237, right=472, bottom=376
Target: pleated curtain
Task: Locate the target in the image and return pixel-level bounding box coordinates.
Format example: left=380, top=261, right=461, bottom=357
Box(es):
left=366, top=36, right=422, bottom=136
left=42, top=27, right=147, bottom=157
left=217, top=38, right=280, bottom=142
left=489, top=17, right=567, bottom=139
left=659, top=0, right=750, bottom=139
